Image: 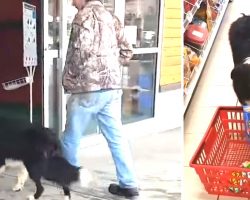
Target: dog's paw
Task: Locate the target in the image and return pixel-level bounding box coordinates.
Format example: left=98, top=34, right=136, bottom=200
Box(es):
left=64, top=195, right=70, bottom=200
left=12, top=184, right=23, bottom=192
left=27, top=195, right=35, bottom=200
left=79, top=168, right=93, bottom=187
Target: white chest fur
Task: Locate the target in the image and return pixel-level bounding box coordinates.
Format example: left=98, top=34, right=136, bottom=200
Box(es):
left=4, top=159, right=25, bottom=168
left=243, top=57, right=250, bottom=64
left=0, top=159, right=29, bottom=192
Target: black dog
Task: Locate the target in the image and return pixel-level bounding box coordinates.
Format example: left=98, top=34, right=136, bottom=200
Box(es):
left=0, top=117, right=91, bottom=199
left=229, top=14, right=250, bottom=105
left=25, top=155, right=89, bottom=200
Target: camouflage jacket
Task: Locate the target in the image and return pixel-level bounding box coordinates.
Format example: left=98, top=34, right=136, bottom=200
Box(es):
left=62, top=1, right=133, bottom=93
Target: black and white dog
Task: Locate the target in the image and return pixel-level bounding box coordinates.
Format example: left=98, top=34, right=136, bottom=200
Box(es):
left=229, top=14, right=250, bottom=105
left=0, top=117, right=92, bottom=200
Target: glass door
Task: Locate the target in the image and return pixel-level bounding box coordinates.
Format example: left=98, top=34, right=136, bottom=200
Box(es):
left=119, top=0, right=160, bottom=124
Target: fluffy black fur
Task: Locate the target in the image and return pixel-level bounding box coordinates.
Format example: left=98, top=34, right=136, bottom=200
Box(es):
left=0, top=117, right=80, bottom=199
left=229, top=14, right=250, bottom=104
left=32, top=155, right=81, bottom=199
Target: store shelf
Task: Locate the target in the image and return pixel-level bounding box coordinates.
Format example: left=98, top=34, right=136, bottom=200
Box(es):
left=183, top=0, right=204, bottom=32
left=184, top=0, right=230, bottom=113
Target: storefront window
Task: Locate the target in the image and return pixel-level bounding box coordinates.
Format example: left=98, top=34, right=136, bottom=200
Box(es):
left=48, top=0, right=60, bottom=50
left=124, top=0, right=160, bottom=48
left=122, top=0, right=160, bottom=123
left=104, top=0, right=115, bottom=12
left=121, top=53, right=156, bottom=124
left=66, top=0, right=77, bottom=38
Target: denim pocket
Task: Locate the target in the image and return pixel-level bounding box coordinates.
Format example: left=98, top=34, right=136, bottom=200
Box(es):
left=112, top=89, right=123, bottom=101
left=78, top=93, right=98, bottom=108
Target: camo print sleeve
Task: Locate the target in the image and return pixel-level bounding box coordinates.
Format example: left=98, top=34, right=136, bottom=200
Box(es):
left=113, top=15, right=133, bottom=65
left=71, top=13, right=95, bottom=57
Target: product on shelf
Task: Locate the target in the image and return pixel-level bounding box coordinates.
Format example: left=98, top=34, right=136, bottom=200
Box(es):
left=183, top=0, right=223, bottom=74
left=184, top=0, right=198, bottom=13
left=184, top=1, right=211, bottom=56
left=184, top=21, right=209, bottom=54
left=184, top=51, right=191, bottom=89
left=184, top=46, right=200, bottom=88
left=183, top=0, right=229, bottom=108
left=206, top=0, right=213, bottom=31
left=194, top=1, right=207, bottom=21
left=184, top=0, right=221, bottom=53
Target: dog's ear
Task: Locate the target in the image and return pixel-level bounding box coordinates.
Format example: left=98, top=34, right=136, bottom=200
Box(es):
left=231, top=68, right=238, bottom=80
left=231, top=64, right=249, bottom=80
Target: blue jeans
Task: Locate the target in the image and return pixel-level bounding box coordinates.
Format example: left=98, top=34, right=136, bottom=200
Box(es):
left=60, top=89, right=138, bottom=188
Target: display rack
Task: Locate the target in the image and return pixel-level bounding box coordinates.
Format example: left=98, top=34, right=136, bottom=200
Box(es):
left=183, top=0, right=204, bottom=31
left=184, top=0, right=230, bottom=113
left=1, top=3, right=37, bottom=123
left=2, top=76, right=31, bottom=90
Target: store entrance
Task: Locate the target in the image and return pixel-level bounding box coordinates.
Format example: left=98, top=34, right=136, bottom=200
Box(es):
left=43, top=0, right=161, bottom=136
left=0, top=0, right=42, bottom=123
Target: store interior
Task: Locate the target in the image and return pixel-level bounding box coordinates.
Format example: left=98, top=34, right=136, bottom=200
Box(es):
left=184, top=0, right=250, bottom=199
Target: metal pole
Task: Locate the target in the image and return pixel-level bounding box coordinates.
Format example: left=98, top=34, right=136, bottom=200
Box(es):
left=30, top=66, right=33, bottom=123
left=26, top=66, right=36, bottom=123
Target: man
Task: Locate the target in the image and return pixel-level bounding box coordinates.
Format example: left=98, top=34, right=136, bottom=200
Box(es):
left=61, top=0, right=139, bottom=198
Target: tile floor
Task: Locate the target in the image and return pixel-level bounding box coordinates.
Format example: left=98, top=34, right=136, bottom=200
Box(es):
left=0, top=129, right=181, bottom=200
left=184, top=0, right=250, bottom=199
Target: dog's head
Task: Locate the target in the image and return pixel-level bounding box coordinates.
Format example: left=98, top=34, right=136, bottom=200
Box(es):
left=229, top=14, right=250, bottom=64
left=229, top=13, right=250, bottom=41
left=231, top=63, right=250, bottom=105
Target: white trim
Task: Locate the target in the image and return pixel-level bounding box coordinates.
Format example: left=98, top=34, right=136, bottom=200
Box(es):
left=133, top=47, right=159, bottom=54
left=43, top=50, right=58, bottom=128
left=244, top=57, right=250, bottom=64
left=43, top=0, right=49, bottom=127
left=154, top=0, right=165, bottom=116
left=114, top=0, right=125, bottom=25
left=59, top=1, right=69, bottom=133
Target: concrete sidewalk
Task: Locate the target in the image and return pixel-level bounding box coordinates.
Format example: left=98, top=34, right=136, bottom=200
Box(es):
left=0, top=128, right=181, bottom=200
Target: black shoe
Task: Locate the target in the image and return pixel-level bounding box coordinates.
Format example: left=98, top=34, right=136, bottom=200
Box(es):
left=108, top=183, right=139, bottom=199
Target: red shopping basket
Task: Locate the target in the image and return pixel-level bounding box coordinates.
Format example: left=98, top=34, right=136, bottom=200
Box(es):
left=190, top=106, right=250, bottom=198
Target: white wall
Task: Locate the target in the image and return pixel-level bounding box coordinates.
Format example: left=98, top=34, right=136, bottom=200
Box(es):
left=154, top=88, right=182, bottom=131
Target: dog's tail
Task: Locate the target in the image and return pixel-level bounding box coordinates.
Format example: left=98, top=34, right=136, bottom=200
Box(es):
left=241, top=13, right=247, bottom=17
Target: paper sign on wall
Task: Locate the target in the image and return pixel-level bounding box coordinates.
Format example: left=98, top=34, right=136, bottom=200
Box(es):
left=23, top=2, right=37, bottom=67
